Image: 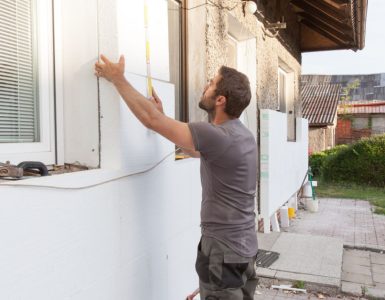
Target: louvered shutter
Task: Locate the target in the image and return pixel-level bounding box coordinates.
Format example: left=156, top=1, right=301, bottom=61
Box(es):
left=0, top=0, right=39, bottom=143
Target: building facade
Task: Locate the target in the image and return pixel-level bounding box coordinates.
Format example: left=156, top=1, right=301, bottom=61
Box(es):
left=0, top=0, right=367, bottom=299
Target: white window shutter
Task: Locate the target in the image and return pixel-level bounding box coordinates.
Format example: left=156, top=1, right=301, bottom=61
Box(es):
left=0, top=0, right=39, bottom=143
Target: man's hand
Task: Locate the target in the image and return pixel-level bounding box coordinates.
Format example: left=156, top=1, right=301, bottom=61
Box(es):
left=95, top=55, right=125, bottom=84
left=186, top=288, right=199, bottom=300
left=150, top=88, right=164, bottom=114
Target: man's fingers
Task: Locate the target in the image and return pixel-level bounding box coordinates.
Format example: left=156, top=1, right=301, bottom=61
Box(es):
left=119, top=55, right=125, bottom=66
left=152, top=88, right=161, bottom=102
left=100, top=54, right=110, bottom=64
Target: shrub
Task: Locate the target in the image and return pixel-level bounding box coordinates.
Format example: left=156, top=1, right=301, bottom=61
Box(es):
left=321, top=135, right=385, bottom=187
left=309, top=152, right=327, bottom=177
left=309, top=144, right=349, bottom=177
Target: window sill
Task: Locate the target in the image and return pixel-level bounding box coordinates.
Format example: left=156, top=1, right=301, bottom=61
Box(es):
left=0, top=158, right=197, bottom=190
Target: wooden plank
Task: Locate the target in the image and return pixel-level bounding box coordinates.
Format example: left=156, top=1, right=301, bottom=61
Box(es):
left=291, top=0, right=348, bottom=23
left=301, top=19, right=350, bottom=47
left=298, top=11, right=353, bottom=40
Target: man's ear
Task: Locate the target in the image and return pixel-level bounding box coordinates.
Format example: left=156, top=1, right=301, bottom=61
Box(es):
left=215, top=95, right=226, bottom=107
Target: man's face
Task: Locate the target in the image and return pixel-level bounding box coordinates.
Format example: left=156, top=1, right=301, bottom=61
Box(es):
left=199, top=74, right=221, bottom=113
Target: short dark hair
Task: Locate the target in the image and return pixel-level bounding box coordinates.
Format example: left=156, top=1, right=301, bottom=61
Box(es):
left=215, top=66, right=252, bottom=118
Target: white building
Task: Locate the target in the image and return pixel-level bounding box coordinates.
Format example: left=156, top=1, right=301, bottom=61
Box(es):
left=0, top=0, right=366, bottom=299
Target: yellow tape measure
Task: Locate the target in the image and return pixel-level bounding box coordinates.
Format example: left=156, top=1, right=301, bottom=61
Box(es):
left=144, top=0, right=152, bottom=98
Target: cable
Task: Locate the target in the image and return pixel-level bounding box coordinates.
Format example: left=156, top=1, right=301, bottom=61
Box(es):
left=0, top=148, right=182, bottom=190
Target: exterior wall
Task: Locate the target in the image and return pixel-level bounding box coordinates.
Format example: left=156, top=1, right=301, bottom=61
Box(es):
left=186, top=1, right=207, bottom=123
left=0, top=1, right=202, bottom=299
left=336, top=114, right=385, bottom=144
left=260, top=110, right=308, bottom=233
left=203, top=0, right=302, bottom=117
left=0, top=162, right=201, bottom=300
left=309, top=125, right=335, bottom=154
left=188, top=0, right=301, bottom=120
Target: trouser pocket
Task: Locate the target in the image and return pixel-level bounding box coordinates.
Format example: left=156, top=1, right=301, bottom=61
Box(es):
left=195, top=241, right=210, bottom=283
left=219, top=253, right=249, bottom=289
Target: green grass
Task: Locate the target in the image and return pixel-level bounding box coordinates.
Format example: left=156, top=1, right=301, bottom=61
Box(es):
left=314, top=179, right=385, bottom=215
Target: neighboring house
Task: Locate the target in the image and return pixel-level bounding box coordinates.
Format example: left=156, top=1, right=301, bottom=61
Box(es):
left=0, top=0, right=367, bottom=299
left=301, top=83, right=342, bottom=153
left=302, top=73, right=385, bottom=101
left=336, top=100, right=385, bottom=144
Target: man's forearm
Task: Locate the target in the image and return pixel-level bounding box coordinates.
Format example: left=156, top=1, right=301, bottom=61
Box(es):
left=113, top=76, right=161, bottom=129
left=182, top=148, right=200, bottom=158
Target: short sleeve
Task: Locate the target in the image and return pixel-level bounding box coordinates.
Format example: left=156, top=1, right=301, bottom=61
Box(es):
left=188, top=122, right=232, bottom=160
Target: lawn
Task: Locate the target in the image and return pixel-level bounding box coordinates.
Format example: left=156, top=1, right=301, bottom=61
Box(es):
left=314, top=180, right=385, bottom=215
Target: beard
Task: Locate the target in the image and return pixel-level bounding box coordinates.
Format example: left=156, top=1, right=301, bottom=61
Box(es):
left=199, top=93, right=215, bottom=113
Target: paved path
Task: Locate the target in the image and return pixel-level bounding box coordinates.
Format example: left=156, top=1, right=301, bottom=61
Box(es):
left=287, top=198, right=385, bottom=250
left=256, top=232, right=343, bottom=289
left=341, top=249, right=385, bottom=299
left=254, top=288, right=360, bottom=299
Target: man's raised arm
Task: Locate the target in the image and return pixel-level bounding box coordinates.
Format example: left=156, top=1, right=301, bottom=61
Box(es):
left=95, top=55, right=197, bottom=152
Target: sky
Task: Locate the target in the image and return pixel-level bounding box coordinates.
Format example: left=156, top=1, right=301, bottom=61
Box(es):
left=302, top=0, right=385, bottom=75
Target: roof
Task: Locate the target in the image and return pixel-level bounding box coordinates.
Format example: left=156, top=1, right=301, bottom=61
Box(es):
left=302, top=73, right=385, bottom=101
left=302, top=83, right=342, bottom=126
left=338, top=100, right=385, bottom=114
left=290, top=0, right=368, bottom=52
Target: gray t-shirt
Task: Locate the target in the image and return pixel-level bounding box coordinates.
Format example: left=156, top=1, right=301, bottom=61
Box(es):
left=188, top=119, right=258, bottom=257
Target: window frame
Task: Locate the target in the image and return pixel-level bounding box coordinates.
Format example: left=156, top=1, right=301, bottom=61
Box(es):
left=278, top=64, right=296, bottom=142
left=0, top=0, right=56, bottom=165
left=167, top=0, right=188, bottom=122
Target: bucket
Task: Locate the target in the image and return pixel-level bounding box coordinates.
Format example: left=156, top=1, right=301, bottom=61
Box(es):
left=305, top=198, right=319, bottom=212
left=303, top=182, right=313, bottom=198
left=288, top=207, right=296, bottom=219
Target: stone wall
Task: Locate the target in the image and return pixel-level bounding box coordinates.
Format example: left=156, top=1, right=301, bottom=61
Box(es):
left=187, top=0, right=302, bottom=122
left=309, top=126, right=335, bottom=153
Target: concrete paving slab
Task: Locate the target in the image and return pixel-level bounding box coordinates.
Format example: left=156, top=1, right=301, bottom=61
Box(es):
left=367, top=287, right=385, bottom=299
left=372, top=264, right=385, bottom=275
left=371, top=252, right=385, bottom=265
left=287, top=198, right=385, bottom=250
left=375, top=283, right=385, bottom=289
left=269, top=233, right=343, bottom=279
left=342, top=263, right=371, bottom=276
left=256, top=232, right=343, bottom=289
left=275, top=271, right=340, bottom=287
left=341, top=281, right=363, bottom=296
left=255, top=267, right=276, bottom=278
left=373, top=273, right=385, bottom=284
left=342, top=271, right=373, bottom=285
left=344, top=249, right=370, bottom=259
left=257, top=232, right=280, bottom=250
left=343, top=255, right=371, bottom=267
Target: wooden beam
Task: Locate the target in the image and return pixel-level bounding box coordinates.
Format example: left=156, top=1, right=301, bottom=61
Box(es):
left=301, top=19, right=349, bottom=47
left=298, top=11, right=353, bottom=40
left=291, top=0, right=349, bottom=23
left=293, top=2, right=353, bottom=33
left=331, top=0, right=350, bottom=5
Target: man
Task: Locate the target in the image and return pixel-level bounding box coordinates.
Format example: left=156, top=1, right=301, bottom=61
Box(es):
left=95, top=55, right=258, bottom=300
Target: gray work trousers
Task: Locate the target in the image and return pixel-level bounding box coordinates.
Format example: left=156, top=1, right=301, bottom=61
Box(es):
left=195, top=236, right=258, bottom=300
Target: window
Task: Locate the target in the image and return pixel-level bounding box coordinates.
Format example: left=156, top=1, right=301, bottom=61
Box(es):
left=226, top=35, right=237, bottom=69
left=225, top=31, right=257, bottom=138
left=168, top=0, right=187, bottom=122
left=278, top=66, right=296, bottom=141
left=0, top=0, right=55, bottom=164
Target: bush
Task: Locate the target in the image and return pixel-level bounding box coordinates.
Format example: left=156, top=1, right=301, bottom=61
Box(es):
left=320, top=135, right=385, bottom=187
left=309, top=144, right=349, bottom=177
left=309, top=152, right=327, bottom=177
